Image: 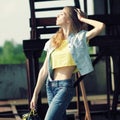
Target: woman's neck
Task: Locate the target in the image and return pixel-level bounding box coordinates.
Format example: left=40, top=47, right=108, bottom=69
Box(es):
left=62, top=28, right=70, bottom=39
left=60, top=22, right=71, bottom=39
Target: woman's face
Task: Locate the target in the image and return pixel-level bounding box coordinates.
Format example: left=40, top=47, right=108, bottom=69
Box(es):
left=56, top=8, right=70, bottom=27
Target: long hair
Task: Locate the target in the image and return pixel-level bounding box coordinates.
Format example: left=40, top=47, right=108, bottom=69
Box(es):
left=51, top=6, right=87, bottom=48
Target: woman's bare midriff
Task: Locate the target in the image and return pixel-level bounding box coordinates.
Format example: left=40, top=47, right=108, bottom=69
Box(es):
left=53, top=66, right=76, bottom=80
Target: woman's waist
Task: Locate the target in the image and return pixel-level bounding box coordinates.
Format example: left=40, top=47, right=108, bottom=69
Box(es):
left=53, top=66, right=76, bottom=80
left=46, top=78, right=74, bottom=87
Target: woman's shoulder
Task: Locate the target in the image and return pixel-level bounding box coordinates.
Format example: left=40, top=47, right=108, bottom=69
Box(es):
left=44, top=39, right=55, bottom=52
left=44, top=40, right=51, bottom=52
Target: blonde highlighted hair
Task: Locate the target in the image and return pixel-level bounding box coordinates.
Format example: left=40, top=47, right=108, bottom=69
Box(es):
left=51, top=28, right=65, bottom=48
left=51, top=6, right=87, bottom=48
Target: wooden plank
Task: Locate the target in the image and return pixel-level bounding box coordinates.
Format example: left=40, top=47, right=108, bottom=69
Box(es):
left=11, top=105, right=21, bottom=120
left=0, top=101, right=9, bottom=106
left=8, top=99, right=28, bottom=106
left=0, top=118, right=15, bottom=120
left=0, top=99, right=28, bottom=106
left=0, top=107, right=12, bottom=112
left=66, top=109, right=77, bottom=115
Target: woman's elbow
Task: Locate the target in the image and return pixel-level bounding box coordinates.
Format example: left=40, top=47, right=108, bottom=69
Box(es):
left=96, top=22, right=105, bottom=35
left=100, top=22, right=105, bottom=32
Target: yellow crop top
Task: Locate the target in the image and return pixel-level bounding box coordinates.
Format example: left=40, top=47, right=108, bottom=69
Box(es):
left=51, top=40, right=77, bottom=69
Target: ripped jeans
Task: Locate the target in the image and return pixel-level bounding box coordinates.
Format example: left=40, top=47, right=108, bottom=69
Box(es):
left=45, top=79, right=75, bottom=120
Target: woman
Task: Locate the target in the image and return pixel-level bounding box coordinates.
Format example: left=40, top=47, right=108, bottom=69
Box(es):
left=30, top=6, right=105, bottom=120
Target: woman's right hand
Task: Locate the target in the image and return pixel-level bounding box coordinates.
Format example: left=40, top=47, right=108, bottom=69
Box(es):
left=74, top=8, right=83, bottom=21
left=30, top=95, right=38, bottom=110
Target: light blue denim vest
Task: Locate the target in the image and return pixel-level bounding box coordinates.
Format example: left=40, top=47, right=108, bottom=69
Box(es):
left=44, top=30, right=94, bottom=80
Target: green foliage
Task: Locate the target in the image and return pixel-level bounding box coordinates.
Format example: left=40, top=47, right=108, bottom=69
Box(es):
left=0, top=40, right=26, bottom=64
left=39, top=51, right=46, bottom=63
left=0, top=40, right=46, bottom=64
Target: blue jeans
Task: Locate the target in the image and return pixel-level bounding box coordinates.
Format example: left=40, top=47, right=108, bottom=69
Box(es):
left=45, top=79, right=75, bottom=120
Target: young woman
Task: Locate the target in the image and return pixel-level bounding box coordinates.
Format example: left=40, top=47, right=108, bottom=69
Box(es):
left=30, top=6, right=105, bottom=120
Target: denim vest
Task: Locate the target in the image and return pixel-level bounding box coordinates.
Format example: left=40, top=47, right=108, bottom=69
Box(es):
left=44, top=30, right=94, bottom=80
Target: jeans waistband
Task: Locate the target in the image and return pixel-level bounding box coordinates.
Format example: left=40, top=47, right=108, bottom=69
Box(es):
left=46, top=79, right=73, bottom=87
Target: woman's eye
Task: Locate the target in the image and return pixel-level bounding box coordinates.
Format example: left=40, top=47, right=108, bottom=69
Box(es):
left=60, top=13, right=63, bottom=15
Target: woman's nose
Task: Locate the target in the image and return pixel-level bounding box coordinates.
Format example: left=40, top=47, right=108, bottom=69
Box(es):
left=57, top=14, right=59, bottom=18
